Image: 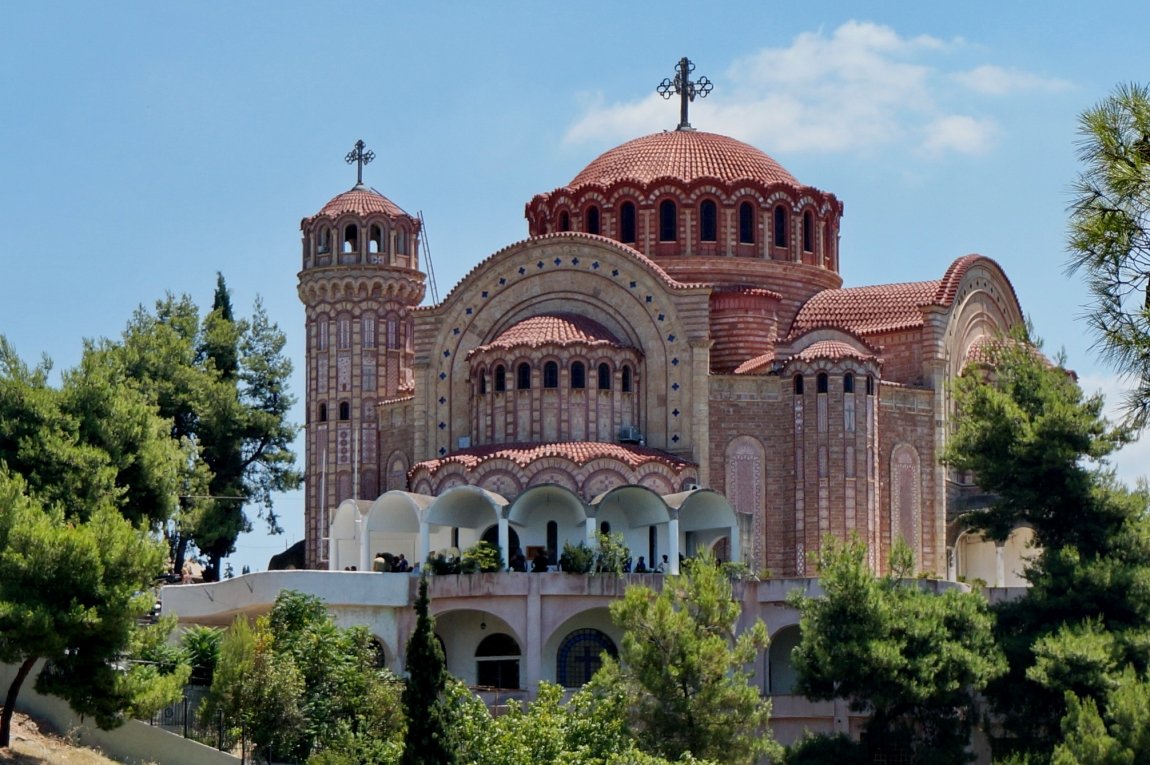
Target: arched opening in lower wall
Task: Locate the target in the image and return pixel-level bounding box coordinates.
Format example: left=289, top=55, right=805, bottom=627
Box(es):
left=476, top=633, right=521, bottom=689
left=955, top=525, right=1036, bottom=588
left=557, top=628, right=618, bottom=688
left=768, top=625, right=802, bottom=695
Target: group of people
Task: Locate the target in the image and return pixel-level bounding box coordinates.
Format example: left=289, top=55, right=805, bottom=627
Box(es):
left=508, top=547, right=552, bottom=573
left=627, top=554, right=671, bottom=573
left=372, top=551, right=415, bottom=573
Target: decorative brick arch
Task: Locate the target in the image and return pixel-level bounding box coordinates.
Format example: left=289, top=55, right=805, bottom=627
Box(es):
left=725, top=435, right=765, bottom=569
left=890, top=444, right=921, bottom=567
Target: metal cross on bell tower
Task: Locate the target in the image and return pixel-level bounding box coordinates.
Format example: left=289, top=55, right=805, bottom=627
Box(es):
left=657, top=57, right=713, bottom=131
left=345, top=139, right=375, bottom=186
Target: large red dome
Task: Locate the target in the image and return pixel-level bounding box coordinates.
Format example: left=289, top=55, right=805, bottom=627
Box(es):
left=568, top=130, right=798, bottom=189
left=311, top=184, right=409, bottom=220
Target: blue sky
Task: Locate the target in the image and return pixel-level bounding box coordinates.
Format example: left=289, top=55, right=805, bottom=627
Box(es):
left=3, top=2, right=1148, bottom=573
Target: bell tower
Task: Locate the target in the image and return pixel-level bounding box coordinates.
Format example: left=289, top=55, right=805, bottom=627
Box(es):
left=298, top=140, right=425, bottom=569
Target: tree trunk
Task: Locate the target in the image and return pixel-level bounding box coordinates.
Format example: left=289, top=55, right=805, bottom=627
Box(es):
left=1, top=657, right=37, bottom=749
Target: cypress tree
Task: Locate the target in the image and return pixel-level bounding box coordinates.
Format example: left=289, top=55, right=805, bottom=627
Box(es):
left=401, top=576, right=457, bottom=765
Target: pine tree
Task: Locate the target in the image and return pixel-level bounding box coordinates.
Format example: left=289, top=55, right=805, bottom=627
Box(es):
left=401, top=576, right=457, bottom=765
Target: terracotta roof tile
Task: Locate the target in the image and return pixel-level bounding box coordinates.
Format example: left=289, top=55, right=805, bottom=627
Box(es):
left=733, top=351, right=776, bottom=375
left=305, top=184, right=409, bottom=223
left=791, top=281, right=940, bottom=336
left=792, top=340, right=878, bottom=363
left=412, top=441, right=696, bottom=476
left=569, top=131, right=799, bottom=188
left=470, top=314, right=627, bottom=356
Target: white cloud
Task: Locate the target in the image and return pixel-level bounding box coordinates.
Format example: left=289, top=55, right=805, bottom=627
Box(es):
left=564, top=21, right=1063, bottom=158
left=952, top=64, right=1072, bottom=96
left=921, top=115, right=997, bottom=156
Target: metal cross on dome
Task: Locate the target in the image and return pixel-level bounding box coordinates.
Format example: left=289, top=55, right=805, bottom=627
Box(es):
left=657, top=56, right=713, bottom=131
left=345, top=139, right=375, bottom=185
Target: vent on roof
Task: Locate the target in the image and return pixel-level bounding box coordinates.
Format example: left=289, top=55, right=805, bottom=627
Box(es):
left=618, top=425, right=643, bottom=444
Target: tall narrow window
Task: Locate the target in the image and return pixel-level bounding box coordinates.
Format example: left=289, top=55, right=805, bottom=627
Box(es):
left=739, top=201, right=754, bottom=244
left=843, top=373, right=855, bottom=394
left=478, top=370, right=487, bottom=395
left=621, top=365, right=633, bottom=393
left=598, top=363, right=611, bottom=390
left=866, top=375, right=875, bottom=396
left=659, top=200, right=677, bottom=242
left=338, top=318, right=351, bottom=349
left=571, top=361, right=586, bottom=389
left=386, top=318, right=397, bottom=349
left=620, top=202, right=636, bottom=243
left=700, top=200, right=717, bottom=242
left=547, top=521, right=558, bottom=557
left=517, top=362, right=531, bottom=390
left=362, top=315, right=376, bottom=349
left=319, top=403, right=328, bottom=422
left=369, top=224, right=383, bottom=254
left=494, top=365, right=506, bottom=392
left=317, top=227, right=332, bottom=254
left=342, top=224, right=358, bottom=254
left=559, top=211, right=570, bottom=232
left=774, top=206, right=788, bottom=248
left=339, top=401, right=350, bottom=420
left=586, top=206, right=601, bottom=235
left=803, top=211, right=814, bottom=253
left=396, top=229, right=407, bottom=255
left=793, top=375, right=804, bottom=395
left=817, top=373, right=828, bottom=394
left=543, top=361, right=559, bottom=388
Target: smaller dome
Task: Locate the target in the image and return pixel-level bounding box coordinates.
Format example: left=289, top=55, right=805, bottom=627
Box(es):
left=470, top=314, right=626, bottom=356
left=313, top=183, right=409, bottom=220
left=569, top=131, right=799, bottom=189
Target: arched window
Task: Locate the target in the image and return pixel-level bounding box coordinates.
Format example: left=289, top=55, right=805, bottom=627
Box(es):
left=620, top=202, right=636, bottom=243
left=768, top=626, right=802, bottom=694
left=543, top=361, right=559, bottom=389
left=738, top=201, right=755, bottom=244
left=557, top=629, right=618, bottom=688
left=817, top=373, right=828, bottom=394
left=476, top=633, right=521, bottom=689
left=600, top=521, right=611, bottom=534
left=547, top=521, right=558, bottom=557
left=369, top=224, right=383, bottom=254
left=621, top=365, right=633, bottom=393
left=342, top=224, right=358, bottom=254
left=866, top=375, right=875, bottom=396
left=774, top=206, right=788, bottom=248
left=494, top=365, right=506, bottom=393
left=317, top=227, right=332, bottom=254
left=586, top=206, right=601, bottom=235
left=648, top=526, right=657, bottom=562
left=659, top=199, right=677, bottom=242
left=517, top=362, right=531, bottom=390
left=793, top=375, right=804, bottom=395
left=803, top=211, right=814, bottom=253
left=844, top=373, right=855, bottom=394
left=478, top=370, right=487, bottom=395
left=570, top=361, right=586, bottom=389
left=339, top=401, right=350, bottom=420
left=559, top=211, right=570, bottom=232
left=598, top=362, right=611, bottom=390
left=318, top=403, right=327, bottom=422
left=700, top=200, right=717, bottom=242
left=396, top=229, right=407, bottom=255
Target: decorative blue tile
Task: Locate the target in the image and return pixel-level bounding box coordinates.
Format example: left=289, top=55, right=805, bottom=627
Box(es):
left=443, top=349, right=451, bottom=357
left=439, top=447, right=447, bottom=456
left=571, top=257, right=580, bottom=265
left=537, top=260, right=545, bottom=269
left=438, top=396, right=446, bottom=405
left=667, top=334, right=675, bottom=342
left=519, top=266, right=526, bottom=275
left=438, top=422, right=446, bottom=430
left=629, top=280, right=636, bottom=288
left=482, top=290, right=489, bottom=298
left=645, top=295, right=653, bottom=303
left=499, top=277, right=506, bottom=285
left=671, top=382, right=680, bottom=391
left=672, top=434, right=680, bottom=443
left=553, top=257, right=561, bottom=266
left=672, top=408, right=680, bottom=417
left=592, top=261, right=600, bottom=270
left=671, top=357, right=679, bottom=366
left=466, top=307, right=473, bottom=315
left=657, top=313, right=665, bottom=321
left=439, top=372, right=447, bottom=380
left=452, top=327, right=460, bottom=335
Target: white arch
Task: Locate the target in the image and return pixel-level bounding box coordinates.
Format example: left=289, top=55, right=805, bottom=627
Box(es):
left=329, top=498, right=371, bottom=571
left=666, top=489, right=741, bottom=567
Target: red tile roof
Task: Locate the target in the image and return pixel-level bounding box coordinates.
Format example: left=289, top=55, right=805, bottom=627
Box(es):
left=733, top=351, right=776, bottom=375
left=791, top=280, right=940, bottom=336
left=307, top=184, right=409, bottom=222
left=791, top=340, right=878, bottom=363
left=470, top=314, right=627, bottom=356
left=413, top=441, right=696, bottom=475
left=569, top=131, right=799, bottom=188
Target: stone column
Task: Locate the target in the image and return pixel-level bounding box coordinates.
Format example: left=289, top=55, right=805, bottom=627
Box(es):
left=668, top=518, right=681, bottom=574
left=498, top=516, right=510, bottom=570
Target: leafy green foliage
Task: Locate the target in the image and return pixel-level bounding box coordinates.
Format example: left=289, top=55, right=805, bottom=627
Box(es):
left=205, top=591, right=404, bottom=763
left=112, top=277, right=300, bottom=580
left=1067, top=82, right=1150, bottom=427
left=790, top=536, right=1004, bottom=765
left=460, top=540, right=502, bottom=573
left=180, top=624, right=223, bottom=686
left=585, top=550, right=778, bottom=764
left=1053, top=667, right=1150, bottom=765
left=0, top=468, right=168, bottom=746
left=560, top=533, right=629, bottom=574
left=402, top=576, right=455, bottom=765
left=943, top=332, right=1150, bottom=758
